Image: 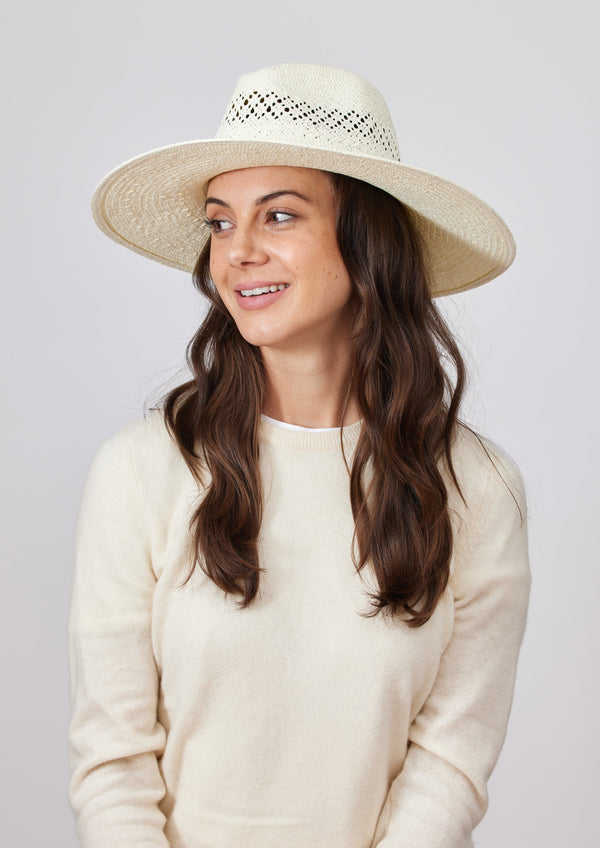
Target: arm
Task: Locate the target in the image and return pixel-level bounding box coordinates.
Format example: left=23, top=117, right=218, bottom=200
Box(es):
left=69, top=430, right=170, bottom=847
left=374, top=444, right=531, bottom=848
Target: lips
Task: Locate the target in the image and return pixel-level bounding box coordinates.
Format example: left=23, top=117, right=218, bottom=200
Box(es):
left=240, top=284, right=289, bottom=298
left=234, top=282, right=290, bottom=310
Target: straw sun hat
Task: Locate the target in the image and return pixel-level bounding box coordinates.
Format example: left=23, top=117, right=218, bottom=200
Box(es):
left=92, top=63, right=515, bottom=297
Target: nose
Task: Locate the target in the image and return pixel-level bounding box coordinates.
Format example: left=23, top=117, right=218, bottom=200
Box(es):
left=227, top=223, right=268, bottom=268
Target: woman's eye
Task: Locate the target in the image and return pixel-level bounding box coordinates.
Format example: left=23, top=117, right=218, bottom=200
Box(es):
left=268, top=210, right=295, bottom=224
left=205, top=218, right=233, bottom=234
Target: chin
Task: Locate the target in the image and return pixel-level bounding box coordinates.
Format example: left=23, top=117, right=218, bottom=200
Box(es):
left=234, top=321, right=285, bottom=350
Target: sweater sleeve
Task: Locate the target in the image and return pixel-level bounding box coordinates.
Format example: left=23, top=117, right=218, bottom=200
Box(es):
left=68, top=431, right=170, bottom=848
left=374, top=446, right=531, bottom=848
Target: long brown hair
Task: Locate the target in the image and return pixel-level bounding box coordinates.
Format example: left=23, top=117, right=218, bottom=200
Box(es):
left=164, top=172, right=466, bottom=626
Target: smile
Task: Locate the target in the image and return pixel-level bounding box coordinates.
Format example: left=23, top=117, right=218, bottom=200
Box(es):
left=240, top=284, right=289, bottom=297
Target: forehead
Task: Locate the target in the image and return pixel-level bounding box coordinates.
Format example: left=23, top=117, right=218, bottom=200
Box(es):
left=206, top=166, right=334, bottom=200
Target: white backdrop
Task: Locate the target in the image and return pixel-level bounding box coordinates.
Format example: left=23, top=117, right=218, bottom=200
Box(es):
left=2, top=0, right=598, bottom=845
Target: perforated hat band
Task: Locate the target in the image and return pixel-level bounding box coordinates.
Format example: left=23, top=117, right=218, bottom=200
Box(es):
left=217, top=83, right=401, bottom=160
left=92, top=63, right=516, bottom=296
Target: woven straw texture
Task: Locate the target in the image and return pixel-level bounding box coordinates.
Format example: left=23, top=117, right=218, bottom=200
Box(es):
left=92, top=64, right=515, bottom=296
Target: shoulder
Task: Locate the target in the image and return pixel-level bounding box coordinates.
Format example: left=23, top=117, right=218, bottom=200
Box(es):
left=445, top=426, right=528, bottom=582
left=84, top=409, right=193, bottom=499
left=447, top=424, right=526, bottom=520
left=87, top=409, right=171, bottom=470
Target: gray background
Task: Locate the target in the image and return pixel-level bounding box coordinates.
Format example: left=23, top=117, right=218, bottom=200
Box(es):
left=2, top=0, right=598, bottom=844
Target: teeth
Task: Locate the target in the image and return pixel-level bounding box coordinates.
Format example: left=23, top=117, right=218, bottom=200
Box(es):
left=240, top=284, right=288, bottom=297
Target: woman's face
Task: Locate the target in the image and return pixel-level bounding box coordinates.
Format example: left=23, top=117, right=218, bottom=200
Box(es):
left=205, top=166, right=354, bottom=354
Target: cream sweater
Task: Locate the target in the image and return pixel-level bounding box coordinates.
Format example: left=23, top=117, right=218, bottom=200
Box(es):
left=69, top=412, right=530, bottom=848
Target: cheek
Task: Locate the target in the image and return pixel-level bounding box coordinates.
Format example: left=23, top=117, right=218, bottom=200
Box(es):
left=208, top=250, right=228, bottom=297
left=322, top=254, right=353, bottom=305
left=319, top=234, right=351, bottom=287
left=208, top=248, right=219, bottom=282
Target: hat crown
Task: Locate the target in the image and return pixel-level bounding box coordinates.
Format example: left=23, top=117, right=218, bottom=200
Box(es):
left=216, top=63, right=401, bottom=162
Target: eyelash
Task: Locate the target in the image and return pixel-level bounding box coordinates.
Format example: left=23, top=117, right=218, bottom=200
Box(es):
left=268, top=210, right=295, bottom=224
left=204, top=218, right=230, bottom=233
left=204, top=210, right=296, bottom=233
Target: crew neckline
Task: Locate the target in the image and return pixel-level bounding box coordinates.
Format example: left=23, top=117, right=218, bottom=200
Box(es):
left=259, top=415, right=363, bottom=451
left=261, top=414, right=342, bottom=433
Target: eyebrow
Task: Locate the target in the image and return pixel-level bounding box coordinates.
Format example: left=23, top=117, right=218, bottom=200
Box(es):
left=204, top=189, right=311, bottom=210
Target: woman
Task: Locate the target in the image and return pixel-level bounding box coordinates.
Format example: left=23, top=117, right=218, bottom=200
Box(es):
left=69, top=64, right=530, bottom=848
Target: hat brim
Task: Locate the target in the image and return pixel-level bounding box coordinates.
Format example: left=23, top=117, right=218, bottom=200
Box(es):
left=92, top=139, right=515, bottom=297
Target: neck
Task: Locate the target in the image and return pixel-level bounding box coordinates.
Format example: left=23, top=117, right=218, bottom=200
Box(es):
left=260, top=341, right=361, bottom=429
